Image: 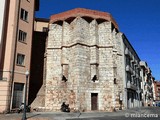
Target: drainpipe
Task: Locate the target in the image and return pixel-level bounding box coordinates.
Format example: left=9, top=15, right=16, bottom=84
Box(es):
left=9, top=0, right=21, bottom=112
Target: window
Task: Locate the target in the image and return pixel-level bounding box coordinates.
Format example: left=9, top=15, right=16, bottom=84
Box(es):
left=0, top=72, right=7, bottom=81
left=20, top=8, right=28, bottom=21
left=18, top=30, right=27, bottom=42
left=16, top=54, right=25, bottom=66
left=90, top=64, right=99, bottom=82
left=127, top=72, right=131, bottom=82
left=62, top=64, right=68, bottom=82
left=131, top=62, right=134, bottom=70
left=126, top=57, right=130, bottom=66
left=0, top=72, right=2, bottom=81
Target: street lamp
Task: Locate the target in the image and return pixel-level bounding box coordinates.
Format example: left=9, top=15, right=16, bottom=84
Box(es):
left=22, top=70, right=29, bottom=120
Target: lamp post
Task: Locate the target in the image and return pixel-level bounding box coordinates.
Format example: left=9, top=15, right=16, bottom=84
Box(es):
left=22, top=70, right=29, bottom=120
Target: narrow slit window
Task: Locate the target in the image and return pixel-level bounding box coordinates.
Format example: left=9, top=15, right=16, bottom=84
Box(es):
left=62, top=64, right=68, bottom=82
left=90, top=64, right=99, bottom=82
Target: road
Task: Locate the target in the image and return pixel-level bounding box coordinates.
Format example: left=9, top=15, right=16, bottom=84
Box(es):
left=0, top=107, right=160, bottom=120
left=67, top=107, right=160, bottom=120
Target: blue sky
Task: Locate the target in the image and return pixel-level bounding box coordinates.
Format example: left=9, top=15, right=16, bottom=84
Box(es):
left=36, top=0, right=160, bottom=80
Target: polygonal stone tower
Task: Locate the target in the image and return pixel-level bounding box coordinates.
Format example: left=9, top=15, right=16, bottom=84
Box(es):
left=45, top=8, right=124, bottom=112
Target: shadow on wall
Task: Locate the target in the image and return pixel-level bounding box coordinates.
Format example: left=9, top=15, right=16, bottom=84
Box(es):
left=28, top=32, right=47, bottom=105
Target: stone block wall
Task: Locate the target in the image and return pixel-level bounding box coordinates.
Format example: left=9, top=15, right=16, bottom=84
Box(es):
left=45, top=9, right=124, bottom=111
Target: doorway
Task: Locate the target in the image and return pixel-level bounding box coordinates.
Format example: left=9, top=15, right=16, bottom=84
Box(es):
left=91, top=93, right=98, bottom=110
left=12, top=83, right=24, bottom=108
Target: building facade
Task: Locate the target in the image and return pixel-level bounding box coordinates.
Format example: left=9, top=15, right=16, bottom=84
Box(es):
left=140, top=61, right=154, bottom=106
left=0, top=0, right=39, bottom=113
left=123, top=36, right=142, bottom=109
left=39, top=8, right=143, bottom=112
left=153, top=81, right=160, bottom=101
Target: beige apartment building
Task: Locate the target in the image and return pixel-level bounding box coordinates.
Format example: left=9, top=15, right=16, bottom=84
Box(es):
left=0, top=0, right=39, bottom=113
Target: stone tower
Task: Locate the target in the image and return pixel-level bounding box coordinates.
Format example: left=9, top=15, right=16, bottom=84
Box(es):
left=45, top=8, right=124, bottom=111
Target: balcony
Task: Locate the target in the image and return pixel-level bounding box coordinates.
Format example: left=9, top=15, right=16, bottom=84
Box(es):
left=137, top=88, right=143, bottom=93
left=131, top=59, right=135, bottom=63
left=126, top=81, right=137, bottom=90
left=136, top=73, right=139, bottom=78
left=131, top=55, right=135, bottom=62
left=140, top=89, right=143, bottom=93
left=126, top=65, right=130, bottom=72
left=137, top=64, right=140, bottom=69
left=148, top=93, right=153, bottom=98
left=125, top=48, right=133, bottom=59
left=134, top=60, right=138, bottom=67
left=146, top=84, right=152, bottom=90
left=132, top=71, right=136, bottom=77
left=125, top=48, right=129, bottom=56
left=126, top=65, right=134, bottom=73
left=140, top=61, right=147, bottom=68
left=139, top=76, right=142, bottom=82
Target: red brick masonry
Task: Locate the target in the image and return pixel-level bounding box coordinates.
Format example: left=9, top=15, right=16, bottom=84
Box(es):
left=50, top=8, right=119, bottom=29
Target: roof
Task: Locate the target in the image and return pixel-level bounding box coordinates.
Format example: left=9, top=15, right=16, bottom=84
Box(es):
left=50, top=8, right=119, bottom=29
left=35, top=18, right=49, bottom=22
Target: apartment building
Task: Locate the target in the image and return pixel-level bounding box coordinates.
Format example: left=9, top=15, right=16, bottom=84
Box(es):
left=33, top=8, right=142, bottom=112
left=0, top=0, right=39, bottom=113
left=123, top=35, right=142, bottom=108
left=153, top=81, right=160, bottom=101
left=140, top=61, right=155, bottom=106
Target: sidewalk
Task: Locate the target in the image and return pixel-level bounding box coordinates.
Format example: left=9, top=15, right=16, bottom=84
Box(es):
left=0, top=107, right=157, bottom=120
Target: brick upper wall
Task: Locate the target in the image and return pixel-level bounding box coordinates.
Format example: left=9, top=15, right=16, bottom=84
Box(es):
left=50, top=8, right=119, bottom=29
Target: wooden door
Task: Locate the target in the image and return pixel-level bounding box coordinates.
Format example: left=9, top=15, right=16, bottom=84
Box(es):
left=91, top=93, right=98, bottom=110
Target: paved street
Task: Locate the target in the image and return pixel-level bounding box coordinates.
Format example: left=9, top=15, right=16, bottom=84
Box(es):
left=0, top=107, right=160, bottom=120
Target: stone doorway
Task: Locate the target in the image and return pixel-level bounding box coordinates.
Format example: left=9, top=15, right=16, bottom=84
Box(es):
left=91, top=93, right=98, bottom=110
